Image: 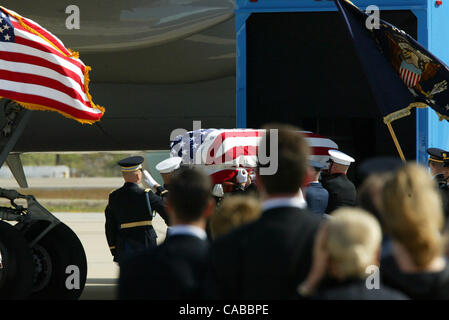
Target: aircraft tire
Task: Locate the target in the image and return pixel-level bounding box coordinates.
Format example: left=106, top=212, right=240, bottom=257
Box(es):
left=0, top=220, right=34, bottom=299
left=25, top=221, right=87, bottom=300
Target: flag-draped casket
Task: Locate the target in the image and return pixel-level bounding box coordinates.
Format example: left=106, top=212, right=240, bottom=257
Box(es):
left=169, top=129, right=338, bottom=184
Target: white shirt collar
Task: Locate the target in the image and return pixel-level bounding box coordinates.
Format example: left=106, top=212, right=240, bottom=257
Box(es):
left=167, top=225, right=207, bottom=240
left=262, top=190, right=307, bottom=212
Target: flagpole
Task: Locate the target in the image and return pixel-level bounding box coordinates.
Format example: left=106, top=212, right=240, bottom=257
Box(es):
left=386, top=122, right=406, bottom=162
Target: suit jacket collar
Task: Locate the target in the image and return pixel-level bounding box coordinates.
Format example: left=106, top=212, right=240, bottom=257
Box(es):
left=262, top=193, right=307, bottom=212
left=167, top=225, right=207, bottom=240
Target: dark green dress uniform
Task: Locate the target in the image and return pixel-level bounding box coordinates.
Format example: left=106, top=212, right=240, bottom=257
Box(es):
left=105, top=156, right=169, bottom=263
left=322, top=173, right=357, bottom=214
left=105, top=182, right=168, bottom=263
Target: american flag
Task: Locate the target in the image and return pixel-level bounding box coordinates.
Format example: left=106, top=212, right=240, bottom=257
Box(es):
left=170, top=129, right=338, bottom=183
left=0, top=7, right=104, bottom=124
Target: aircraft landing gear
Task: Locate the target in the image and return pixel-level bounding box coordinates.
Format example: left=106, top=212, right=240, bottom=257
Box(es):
left=0, top=101, right=88, bottom=299
left=0, top=220, right=34, bottom=299
left=0, top=189, right=87, bottom=300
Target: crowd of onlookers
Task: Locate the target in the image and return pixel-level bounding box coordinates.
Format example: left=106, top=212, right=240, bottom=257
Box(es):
left=117, top=123, right=449, bottom=300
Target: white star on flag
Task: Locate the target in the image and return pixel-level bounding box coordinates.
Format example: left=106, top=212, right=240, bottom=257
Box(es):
left=0, top=6, right=104, bottom=123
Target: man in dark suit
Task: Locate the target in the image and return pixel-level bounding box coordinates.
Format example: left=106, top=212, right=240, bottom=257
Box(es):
left=118, top=168, right=215, bottom=299
left=204, top=124, right=323, bottom=300
left=105, top=156, right=169, bottom=265
left=305, top=160, right=329, bottom=215
left=322, top=150, right=357, bottom=214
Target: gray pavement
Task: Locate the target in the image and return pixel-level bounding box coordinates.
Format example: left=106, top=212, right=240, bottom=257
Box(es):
left=0, top=177, right=124, bottom=189
left=53, top=212, right=168, bottom=300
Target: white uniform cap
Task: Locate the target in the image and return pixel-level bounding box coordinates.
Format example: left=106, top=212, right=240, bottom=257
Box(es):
left=236, top=169, right=248, bottom=184
left=155, top=157, right=182, bottom=174
left=328, top=150, right=355, bottom=166
left=212, top=184, right=224, bottom=197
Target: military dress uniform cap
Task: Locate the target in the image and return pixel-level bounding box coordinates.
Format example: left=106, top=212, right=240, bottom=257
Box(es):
left=328, top=150, right=355, bottom=166
left=156, top=157, right=182, bottom=174
left=118, top=156, right=144, bottom=172
left=427, top=148, right=449, bottom=166
left=309, top=160, right=324, bottom=170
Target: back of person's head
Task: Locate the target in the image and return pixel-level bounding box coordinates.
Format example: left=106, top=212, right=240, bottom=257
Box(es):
left=168, top=168, right=213, bottom=223
left=356, top=156, right=404, bottom=188
left=357, top=172, right=392, bottom=227
left=329, top=162, right=350, bottom=175
left=326, top=207, right=382, bottom=280
left=258, top=123, right=309, bottom=195
left=381, top=163, right=444, bottom=268
left=209, top=195, right=262, bottom=239
left=122, top=170, right=142, bottom=184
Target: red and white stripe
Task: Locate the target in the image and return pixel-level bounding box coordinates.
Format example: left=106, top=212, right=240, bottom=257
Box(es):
left=400, top=67, right=421, bottom=88
left=202, top=167, right=239, bottom=185
left=302, top=131, right=339, bottom=167
left=0, top=7, right=104, bottom=123
left=198, top=129, right=262, bottom=167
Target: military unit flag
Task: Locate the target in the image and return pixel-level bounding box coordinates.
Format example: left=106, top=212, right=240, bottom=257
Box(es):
left=335, top=0, right=449, bottom=124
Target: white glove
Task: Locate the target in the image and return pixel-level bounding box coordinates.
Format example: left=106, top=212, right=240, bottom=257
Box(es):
left=236, top=169, right=248, bottom=184
left=212, top=184, right=224, bottom=197
left=142, top=169, right=159, bottom=188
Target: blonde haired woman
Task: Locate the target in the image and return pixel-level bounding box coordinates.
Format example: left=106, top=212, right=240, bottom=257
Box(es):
left=380, top=163, right=449, bottom=299
left=209, top=195, right=262, bottom=240
left=298, top=207, right=406, bottom=299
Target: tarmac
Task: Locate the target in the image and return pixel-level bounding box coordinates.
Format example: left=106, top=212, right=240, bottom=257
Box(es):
left=0, top=177, right=125, bottom=189
left=53, top=212, right=168, bottom=300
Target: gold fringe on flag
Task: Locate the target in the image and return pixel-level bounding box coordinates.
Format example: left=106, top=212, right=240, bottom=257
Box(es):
left=382, top=102, right=449, bottom=162
left=0, top=6, right=105, bottom=124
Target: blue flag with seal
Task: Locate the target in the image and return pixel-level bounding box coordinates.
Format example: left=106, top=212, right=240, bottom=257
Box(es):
left=334, top=0, right=449, bottom=125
